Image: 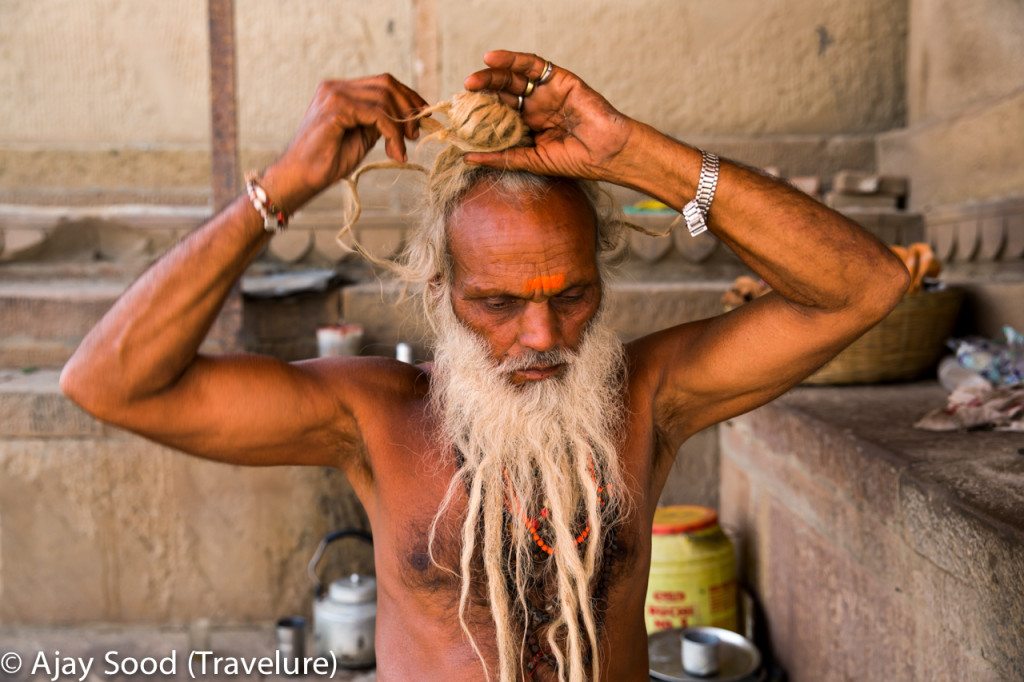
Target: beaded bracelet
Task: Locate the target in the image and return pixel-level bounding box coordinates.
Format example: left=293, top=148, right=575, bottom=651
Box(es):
left=244, top=170, right=289, bottom=233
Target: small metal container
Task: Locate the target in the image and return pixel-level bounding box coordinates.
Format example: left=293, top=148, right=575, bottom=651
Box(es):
left=275, top=615, right=306, bottom=674
left=308, top=529, right=376, bottom=669
left=313, top=574, right=376, bottom=668
left=649, top=626, right=762, bottom=682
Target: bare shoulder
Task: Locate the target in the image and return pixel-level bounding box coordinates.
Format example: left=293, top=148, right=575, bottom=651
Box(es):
left=622, top=322, right=701, bottom=410
left=306, top=354, right=434, bottom=464
left=300, top=354, right=431, bottom=424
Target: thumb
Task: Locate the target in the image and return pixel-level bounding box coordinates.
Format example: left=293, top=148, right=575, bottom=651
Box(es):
left=463, top=147, right=547, bottom=174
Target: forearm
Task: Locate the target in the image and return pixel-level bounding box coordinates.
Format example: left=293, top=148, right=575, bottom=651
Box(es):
left=61, top=174, right=287, bottom=408
left=616, top=123, right=909, bottom=312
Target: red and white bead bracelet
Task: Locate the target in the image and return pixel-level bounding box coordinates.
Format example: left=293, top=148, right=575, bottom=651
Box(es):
left=244, top=170, right=289, bottom=233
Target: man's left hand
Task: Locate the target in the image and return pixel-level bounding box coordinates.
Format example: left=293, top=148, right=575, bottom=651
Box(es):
left=462, top=50, right=643, bottom=184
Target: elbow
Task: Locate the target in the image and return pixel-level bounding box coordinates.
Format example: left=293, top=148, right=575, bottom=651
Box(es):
left=863, top=264, right=911, bottom=320
left=59, top=358, right=81, bottom=402
left=885, top=261, right=912, bottom=304
left=59, top=355, right=118, bottom=420
left=59, top=358, right=96, bottom=413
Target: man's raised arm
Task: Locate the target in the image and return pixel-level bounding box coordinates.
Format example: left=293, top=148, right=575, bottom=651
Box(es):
left=619, top=128, right=910, bottom=440
left=59, top=75, right=428, bottom=468
left=462, top=50, right=910, bottom=445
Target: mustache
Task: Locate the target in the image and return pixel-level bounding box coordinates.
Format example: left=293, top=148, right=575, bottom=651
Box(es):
left=496, top=347, right=576, bottom=373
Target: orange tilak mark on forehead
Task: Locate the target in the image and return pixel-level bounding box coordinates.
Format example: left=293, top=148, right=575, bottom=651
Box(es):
left=521, top=273, right=566, bottom=297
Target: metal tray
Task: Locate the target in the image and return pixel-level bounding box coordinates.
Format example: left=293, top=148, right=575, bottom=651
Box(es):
left=649, top=626, right=762, bottom=682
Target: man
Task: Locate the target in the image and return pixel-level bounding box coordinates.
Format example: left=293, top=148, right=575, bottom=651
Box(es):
left=60, top=51, right=910, bottom=681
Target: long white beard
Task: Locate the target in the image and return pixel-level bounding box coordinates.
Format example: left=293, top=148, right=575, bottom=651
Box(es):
left=427, top=294, right=630, bottom=682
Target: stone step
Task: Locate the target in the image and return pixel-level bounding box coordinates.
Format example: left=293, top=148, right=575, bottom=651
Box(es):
left=4, top=264, right=1020, bottom=371
left=0, top=267, right=360, bottom=368
left=0, top=368, right=110, bottom=438
left=833, top=207, right=924, bottom=244
left=0, top=278, right=129, bottom=368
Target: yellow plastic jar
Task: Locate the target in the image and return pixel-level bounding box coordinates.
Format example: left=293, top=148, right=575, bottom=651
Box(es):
left=645, top=505, right=737, bottom=633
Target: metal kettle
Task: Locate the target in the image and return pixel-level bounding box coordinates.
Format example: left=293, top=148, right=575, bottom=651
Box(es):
left=307, top=529, right=376, bottom=669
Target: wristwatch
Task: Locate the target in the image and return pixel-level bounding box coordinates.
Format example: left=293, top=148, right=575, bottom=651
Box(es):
left=682, top=150, right=720, bottom=237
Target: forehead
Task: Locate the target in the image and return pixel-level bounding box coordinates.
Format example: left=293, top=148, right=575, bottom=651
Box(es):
left=447, top=179, right=599, bottom=293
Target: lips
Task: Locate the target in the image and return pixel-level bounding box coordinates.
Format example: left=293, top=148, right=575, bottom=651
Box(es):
left=513, top=363, right=566, bottom=381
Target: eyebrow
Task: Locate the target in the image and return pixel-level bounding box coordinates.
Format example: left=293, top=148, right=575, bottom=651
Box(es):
left=462, top=280, right=592, bottom=299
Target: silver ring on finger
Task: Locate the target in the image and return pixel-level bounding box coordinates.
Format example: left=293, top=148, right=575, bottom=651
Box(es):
left=537, top=61, right=554, bottom=85
left=516, top=94, right=525, bottom=111
left=522, top=80, right=536, bottom=97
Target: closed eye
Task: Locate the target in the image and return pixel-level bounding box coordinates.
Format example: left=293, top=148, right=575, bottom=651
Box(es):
left=554, top=287, right=588, bottom=305
left=483, top=297, right=516, bottom=312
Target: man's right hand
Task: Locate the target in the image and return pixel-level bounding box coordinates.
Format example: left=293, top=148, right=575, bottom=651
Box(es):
left=263, top=74, right=429, bottom=213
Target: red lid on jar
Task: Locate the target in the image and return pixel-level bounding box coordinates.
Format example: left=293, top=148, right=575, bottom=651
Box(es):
left=652, top=505, right=719, bottom=535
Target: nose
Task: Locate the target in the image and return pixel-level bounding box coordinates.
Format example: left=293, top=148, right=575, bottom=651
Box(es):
left=517, top=301, right=561, bottom=354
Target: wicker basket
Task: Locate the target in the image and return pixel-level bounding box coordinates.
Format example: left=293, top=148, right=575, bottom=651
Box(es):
left=801, top=286, right=964, bottom=385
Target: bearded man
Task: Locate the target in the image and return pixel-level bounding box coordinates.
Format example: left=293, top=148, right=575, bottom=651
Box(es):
left=61, top=51, right=910, bottom=682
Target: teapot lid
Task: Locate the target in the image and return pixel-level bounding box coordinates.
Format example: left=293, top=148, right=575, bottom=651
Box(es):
left=328, top=573, right=377, bottom=604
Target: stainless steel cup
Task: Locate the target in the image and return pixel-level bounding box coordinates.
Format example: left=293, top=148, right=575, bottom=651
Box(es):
left=276, top=615, right=307, bottom=674
left=682, top=628, right=721, bottom=677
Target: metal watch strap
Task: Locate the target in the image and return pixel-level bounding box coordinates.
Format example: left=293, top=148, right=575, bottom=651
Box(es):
left=682, top=150, right=720, bottom=237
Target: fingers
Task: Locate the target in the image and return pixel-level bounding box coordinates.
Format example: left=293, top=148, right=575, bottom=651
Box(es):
left=344, top=96, right=408, bottom=162
left=464, top=68, right=533, bottom=97
left=491, top=90, right=522, bottom=110
left=481, top=50, right=549, bottom=80
left=339, top=74, right=428, bottom=162
left=366, top=75, right=427, bottom=157
left=465, top=50, right=554, bottom=95
left=465, top=52, right=571, bottom=116
left=389, top=78, right=431, bottom=139
left=464, top=147, right=545, bottom=175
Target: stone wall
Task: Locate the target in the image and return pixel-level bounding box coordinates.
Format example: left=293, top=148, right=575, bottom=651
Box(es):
left=877, top=0, right=1024, bottom=210
left=720, top=384, right=1024, bottom=681
left=0, top=0, right=906, bottom=204
left=0, top=370, right=373, bottom=626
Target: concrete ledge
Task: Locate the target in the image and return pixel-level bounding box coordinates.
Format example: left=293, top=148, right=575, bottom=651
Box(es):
left=720, top=382, right=1024, bottom=681
left=0, top=371, right=373, bottom=626
left=0, top=274, right=347, bottom=367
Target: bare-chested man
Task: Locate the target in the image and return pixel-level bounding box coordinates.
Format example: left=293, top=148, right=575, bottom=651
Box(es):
left=60, top=51, right=910, bottom=682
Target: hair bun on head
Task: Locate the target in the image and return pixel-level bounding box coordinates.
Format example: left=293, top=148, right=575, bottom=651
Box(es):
left=336, top=90, right=532, bottom=253
left=418, top=90, right=531, bottom=152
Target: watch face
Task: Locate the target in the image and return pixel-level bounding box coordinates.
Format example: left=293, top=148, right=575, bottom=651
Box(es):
left=683, top=201, right=707, bottom=235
